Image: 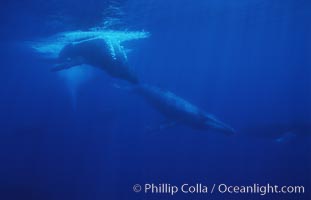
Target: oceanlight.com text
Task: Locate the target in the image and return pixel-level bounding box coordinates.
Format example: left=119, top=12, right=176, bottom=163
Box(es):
left=133, top=183, right=305, bottom=196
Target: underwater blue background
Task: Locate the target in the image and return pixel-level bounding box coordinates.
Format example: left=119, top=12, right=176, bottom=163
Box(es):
left=0, top=0, right=310, bottom=199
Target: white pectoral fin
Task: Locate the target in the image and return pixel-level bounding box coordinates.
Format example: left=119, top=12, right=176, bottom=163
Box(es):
left=275, top=132, right=297, bottom=143
left=112, top=83, right=130, bottom=90
left=145, top=120, right=179, bottom=134
left=111, top=83, right=135, bottom=93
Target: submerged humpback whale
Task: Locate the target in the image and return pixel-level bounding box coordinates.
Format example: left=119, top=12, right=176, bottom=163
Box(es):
left=132, top=84, right=235, bottom=135
left=51, top=38, right=139, bottom=84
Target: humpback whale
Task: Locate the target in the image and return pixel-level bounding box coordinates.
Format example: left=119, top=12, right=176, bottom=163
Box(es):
left=133, top=84, right=235, bottom=135
left=51, top=38, right=139, bottom=84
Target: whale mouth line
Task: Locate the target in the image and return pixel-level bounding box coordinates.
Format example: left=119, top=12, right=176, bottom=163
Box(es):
left=51, top=57, right=86, bottom=72
left=51, top=62, right=73, bottom=72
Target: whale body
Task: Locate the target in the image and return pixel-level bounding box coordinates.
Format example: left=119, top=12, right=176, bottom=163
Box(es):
left=134, top=84, right=235, bottom=135
left=52, top=38, right=139, bottom=84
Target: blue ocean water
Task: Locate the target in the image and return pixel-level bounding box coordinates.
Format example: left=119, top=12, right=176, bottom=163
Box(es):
left=0, top=0, right=310, bottom=200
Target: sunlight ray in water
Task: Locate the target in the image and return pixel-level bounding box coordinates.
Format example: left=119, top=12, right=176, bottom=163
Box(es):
left=58, top=65, right=98, bottom=110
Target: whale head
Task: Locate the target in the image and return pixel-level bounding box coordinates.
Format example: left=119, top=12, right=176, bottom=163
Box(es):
left=51, top=44, right=85, bottom=72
